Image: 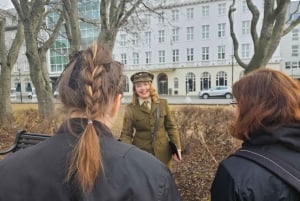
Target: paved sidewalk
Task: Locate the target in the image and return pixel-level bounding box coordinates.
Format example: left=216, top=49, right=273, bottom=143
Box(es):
left=121, top=95, right=232, bottom=105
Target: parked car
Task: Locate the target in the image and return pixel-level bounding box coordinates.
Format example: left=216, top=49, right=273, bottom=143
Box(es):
left=10, top=88, right=16, bottom=99
left=27, top=88, right=36, bottom=99
left=53, top=90, right=59, bottom=98
left=199, top=86, right=232, bottom=99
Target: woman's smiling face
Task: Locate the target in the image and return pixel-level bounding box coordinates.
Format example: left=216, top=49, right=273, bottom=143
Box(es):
left=134, top=81, right=151, bottom=99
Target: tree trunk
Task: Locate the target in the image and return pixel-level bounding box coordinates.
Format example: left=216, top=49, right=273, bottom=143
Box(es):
left=97, top=0, right=143, bottom=53
left=62, top=0, right=81, bottom=58
left=98, top=28, right=117, bottom=53
left=12, top=0, right=64, bottom=118
left=26, top=45, right=54, bottom=117
left=0, top=14, right=24, bottom=124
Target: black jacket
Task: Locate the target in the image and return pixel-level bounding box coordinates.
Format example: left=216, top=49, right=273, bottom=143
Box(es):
left=0, top=119, right=182, bottom=201
left=211, top=125, right=300, bottom=201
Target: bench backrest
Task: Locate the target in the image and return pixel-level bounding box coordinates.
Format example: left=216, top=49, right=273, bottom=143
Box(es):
left=0, top=130, right=52, bottom=155
left=14, top=130, right=51, bottom=152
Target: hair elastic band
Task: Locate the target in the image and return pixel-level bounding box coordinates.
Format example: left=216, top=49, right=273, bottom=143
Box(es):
left=88, top=120, right=93, bottom=124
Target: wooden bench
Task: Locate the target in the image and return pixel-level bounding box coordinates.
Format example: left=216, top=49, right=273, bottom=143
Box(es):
left=0, top=130, right=51, bottom=155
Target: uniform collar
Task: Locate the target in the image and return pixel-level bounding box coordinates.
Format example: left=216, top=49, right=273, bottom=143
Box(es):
left=138, top=97, right=151, bottom=106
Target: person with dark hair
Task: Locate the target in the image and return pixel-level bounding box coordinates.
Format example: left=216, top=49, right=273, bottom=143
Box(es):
left=120, top=71, right=182, bottom=170
left=211, top=68, right=300, bottom=201
left=0, top=44, right=182, bottom=201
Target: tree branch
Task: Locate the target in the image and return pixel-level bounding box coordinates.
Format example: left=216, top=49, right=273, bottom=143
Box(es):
left=246, top=0, right=260, bottom=52
left=119, top=0, right=143, bottom=28
left=41, top=12, right=64, bottom=51
left=228, top=0, right=246, bottom=68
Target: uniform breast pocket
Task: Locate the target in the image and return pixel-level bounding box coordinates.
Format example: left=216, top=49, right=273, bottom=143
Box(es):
left=134, top=115, right=148, bottom=128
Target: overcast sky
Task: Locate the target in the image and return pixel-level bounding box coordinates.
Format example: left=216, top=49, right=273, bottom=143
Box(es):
left=0, top=0, right=13, bottom=10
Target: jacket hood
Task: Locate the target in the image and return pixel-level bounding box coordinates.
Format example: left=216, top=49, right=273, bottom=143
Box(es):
left=246, top=124, right=300, bottom=152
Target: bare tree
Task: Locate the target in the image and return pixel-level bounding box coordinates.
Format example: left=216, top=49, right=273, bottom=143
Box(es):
left=97, top=0, right=144, bottom=53
left=0, top=10, right=24, bottom=124
left=11, top=0, right=64, bottom=118
left=229, top=0, right=300, bottom=73
left=62, top=0, right=81, bottom=58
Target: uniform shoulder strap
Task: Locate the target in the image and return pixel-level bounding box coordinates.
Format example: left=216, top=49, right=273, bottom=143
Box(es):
left=231, top=148, right=300, bottom=192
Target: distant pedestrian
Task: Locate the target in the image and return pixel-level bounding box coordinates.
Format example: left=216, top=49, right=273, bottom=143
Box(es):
left=211, top=68, right=300, bottom=201
left=120, top=71, right=182, bottom=170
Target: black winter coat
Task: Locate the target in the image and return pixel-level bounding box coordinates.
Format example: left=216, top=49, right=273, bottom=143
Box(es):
left=211, top=125, right=300, bottom=201
left=0, top=119, right=182, bottom=201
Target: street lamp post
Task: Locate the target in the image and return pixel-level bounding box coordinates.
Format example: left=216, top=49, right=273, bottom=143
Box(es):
left=18, top=68, right=22, bottom=103
left=231, top=54, right=234, bottom=85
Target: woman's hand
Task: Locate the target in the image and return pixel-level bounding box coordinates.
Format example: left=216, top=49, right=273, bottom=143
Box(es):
left=172, top=149, right=182, bottom=162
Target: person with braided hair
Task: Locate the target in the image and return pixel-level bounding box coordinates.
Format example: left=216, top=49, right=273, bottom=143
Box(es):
left=0, top=43, right=182, bottom=201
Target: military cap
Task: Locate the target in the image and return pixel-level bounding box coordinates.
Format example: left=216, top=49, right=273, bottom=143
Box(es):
left=130, top=71, right=154, bottom=83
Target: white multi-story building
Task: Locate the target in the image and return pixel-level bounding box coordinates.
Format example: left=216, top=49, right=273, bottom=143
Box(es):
left=113, top=0, right=283, bottom=96
left=280, top=1, right=300, bottom=79
left=5, top=0, right=300, bottom=97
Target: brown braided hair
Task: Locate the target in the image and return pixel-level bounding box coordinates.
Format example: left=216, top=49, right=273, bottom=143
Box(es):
left=58, top=43, right=124, bottom=192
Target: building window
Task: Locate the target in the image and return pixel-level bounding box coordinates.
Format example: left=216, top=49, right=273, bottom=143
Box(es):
left=187, top=48, right=194, bottom=61
left=200, top=72, right=211, bottom=90
left=172, top=49, right=179, bottom=62
left=218, top=45, right=225, bottom=59
left=159, top=50, right=165, bottom=63
left=174, top=77, right=179, bottom=89
left=218, top=3, right=226, bottom=16
left=120, top=34, right=126, bottom=46
left=216, top=71, right=228, bottom=86
left=202, top=47, right=209, bottom=61
left=202, top=5, right=209, bottom=17
left=218, top=23, right=225, bottom=38
left=123, top=76, right=129, bottom=92
left=158, top=12, right=164, bottom=24
left=202, top=25, right=209, bottom=39
left=121, top=53, right=127, bottom=64
left=145, top=31, right=151, bottom=45
left=25, top=79, right=32, bottom=92
left=145, top=51, right=152, bottom=64
left=292, top=61, right=299, bottom=68
left=132, top=32, right=138, bottom=45
left=145, top=14, right=151, bottom=25
left=172, top=9, right=179, bottom=21
left=158, top=30, right=165, bottom=43
left=187, top=26, right=194, bottom=40
left=241, top=43, right=250, bottom=58
left=172, top=28, right=179, bottom=42
left=242, top=21, right=250, bottom=35
left=187, top=8, right=194, bottom=20
left=186, top=72, right=196, bottom=93
left=292, top=13, right=300, bottom=21
left=285, top=61, right=291, bottom=69
left=242, top=1, right=248, bottom=13
left=173, top=77, right=179, bottom=94
left=292, top=29, right=299, bottom=40
left=292, top=45, right=299, bottom=57
left=133, top=52, right=139, bottom=64
left=50, top=47, right=68, bottom=73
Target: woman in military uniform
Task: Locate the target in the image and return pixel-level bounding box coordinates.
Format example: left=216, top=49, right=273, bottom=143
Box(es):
left=120, top=71, right=182, bottom=170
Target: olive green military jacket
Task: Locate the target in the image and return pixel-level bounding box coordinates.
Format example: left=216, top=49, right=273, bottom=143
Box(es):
left=120, top=98, right=181, bottom=166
